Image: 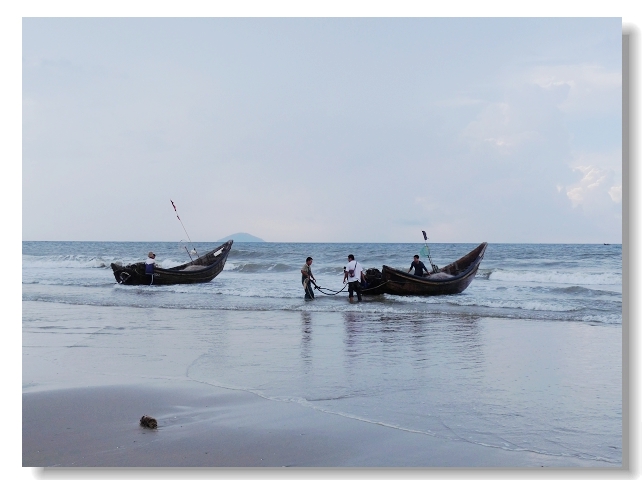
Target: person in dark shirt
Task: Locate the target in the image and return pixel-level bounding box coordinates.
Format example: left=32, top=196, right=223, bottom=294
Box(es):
left=301, top=257, right=316, bottom=300
left=408, top=255, right=429, bottom=276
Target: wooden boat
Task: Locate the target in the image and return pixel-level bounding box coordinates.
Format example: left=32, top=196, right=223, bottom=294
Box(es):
left=363, top=242, right=487, bottom=296
left=110, top=240, right=233, bottom=286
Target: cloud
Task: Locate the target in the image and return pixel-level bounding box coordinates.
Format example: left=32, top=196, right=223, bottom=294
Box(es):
left=608, top=185, right=622, bottom=203
left=461, top=82, right=570, bottom=159
left=526, top=64, right=621, bottom=117
left=564, top=160, right=621, bottom=212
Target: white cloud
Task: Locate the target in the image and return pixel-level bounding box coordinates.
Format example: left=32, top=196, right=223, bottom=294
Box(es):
left=461, top=83, right=568, bottom=158
left=526, top=64, right=621, bottom=116
left=608, top=185, right=622, bottom=203
left=463, top=63, right=621, bottom=160
left=565, top=163, right=621, bottom=209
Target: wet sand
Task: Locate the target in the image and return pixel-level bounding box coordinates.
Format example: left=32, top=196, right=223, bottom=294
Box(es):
left=23, top=380, right=604, bottom=468
left=22, top=301, right=621, bottom=468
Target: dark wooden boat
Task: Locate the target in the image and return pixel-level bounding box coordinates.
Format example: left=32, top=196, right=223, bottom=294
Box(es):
left=364, top=242, right=487, bottom=296
left=110, top=240, right=233, bottom=286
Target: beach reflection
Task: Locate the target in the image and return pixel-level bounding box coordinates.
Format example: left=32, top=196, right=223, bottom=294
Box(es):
left=300, top=311, right=312, bottom=368
left=342, top=312, right=482, bottom=364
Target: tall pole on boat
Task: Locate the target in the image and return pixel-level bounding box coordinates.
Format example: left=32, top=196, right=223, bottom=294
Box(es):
left=170, top=200, right=199, bottom=258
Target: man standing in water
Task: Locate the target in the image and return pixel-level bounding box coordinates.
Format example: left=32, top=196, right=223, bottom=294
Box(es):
left=301, top=257, right=316, bottom=300
left=408, top=254, right=429, bottom=277
left=343, top=254, right=365, bottom=302
left=145, top=252, right=156, bottom=285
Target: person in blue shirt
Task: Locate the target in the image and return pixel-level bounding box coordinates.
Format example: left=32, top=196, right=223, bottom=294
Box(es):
left=145, top=252, right=156, bottom=284
left=408, top=255, right=429, bottom=277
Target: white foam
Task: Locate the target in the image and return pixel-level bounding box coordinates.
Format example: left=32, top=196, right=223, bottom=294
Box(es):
left=451, top=297, right=579, bottom=312
left=22, top=254, right=119, bottom=269
left=489, top=269, right=621, bottom=286
left=23, top=254, right=207, bottom=271
left=157, top=259, right=184, bottom=269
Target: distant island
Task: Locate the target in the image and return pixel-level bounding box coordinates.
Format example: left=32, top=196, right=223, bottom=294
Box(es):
left=216, top=232, right=266, bottom=242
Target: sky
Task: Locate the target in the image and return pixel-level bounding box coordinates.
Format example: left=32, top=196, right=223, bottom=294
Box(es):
left=22, top=17, right=623, bottom=243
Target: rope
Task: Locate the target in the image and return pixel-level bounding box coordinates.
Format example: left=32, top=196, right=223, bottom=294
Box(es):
left=312, top=280, right=392, bottom=295
left=361, top=280, right=390, bottom=292
left=309, top=275, right=449, bottom=296
left=313, top=283, right=348, bottom=296
left=171, top=200, right=199, bottom=258
left=308, top=275, right=402, bottom=295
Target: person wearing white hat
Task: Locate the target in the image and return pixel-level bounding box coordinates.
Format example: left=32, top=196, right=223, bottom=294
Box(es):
left=145, top=252, right=156, bottom=284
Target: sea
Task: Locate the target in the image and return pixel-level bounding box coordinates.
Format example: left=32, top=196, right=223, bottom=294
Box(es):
left=22, top=241, right=623, bottom=466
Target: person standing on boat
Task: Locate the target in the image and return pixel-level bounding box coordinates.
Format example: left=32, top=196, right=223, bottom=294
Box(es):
left=301, top=257, right=316, bottom=300
left=408, top=255, right=429, bottom=277
left=145, top=252, right=156, bottom=285
left=343, top=254, right=365, bottom=302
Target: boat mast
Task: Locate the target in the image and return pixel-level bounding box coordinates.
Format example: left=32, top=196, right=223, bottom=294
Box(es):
left=171, top=200, right=199, bottom=259
left=421, top=230, right=439, bottom=273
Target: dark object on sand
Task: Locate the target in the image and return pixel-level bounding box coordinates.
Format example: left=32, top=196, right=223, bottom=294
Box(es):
left=139, top=415, right=158, bottom=429
left=363, top=242, right=488, bottom=296
left=111, top=240, right=233, bottom=286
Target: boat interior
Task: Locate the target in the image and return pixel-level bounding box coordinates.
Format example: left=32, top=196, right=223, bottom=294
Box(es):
left=436, top=243, right=486, bottom=277
left=167, top=242, right=231, bottom=271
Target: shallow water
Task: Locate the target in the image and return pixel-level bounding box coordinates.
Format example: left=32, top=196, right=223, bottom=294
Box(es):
left=22, top=242, right=622, bottom=465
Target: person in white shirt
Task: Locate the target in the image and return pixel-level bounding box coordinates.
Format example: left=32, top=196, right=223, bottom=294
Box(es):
left=343, top=254, right=365, bottom=302
left=145, top=252, right=156, bottom=285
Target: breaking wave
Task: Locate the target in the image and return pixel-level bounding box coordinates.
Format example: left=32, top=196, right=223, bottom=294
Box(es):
left=489, top=269, right=621, bottom=286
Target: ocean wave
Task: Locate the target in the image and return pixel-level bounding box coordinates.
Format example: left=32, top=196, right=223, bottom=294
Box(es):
left=226, top=249, right=278, bottom=260
left=577, top=313, right=622, bottom=325
left=475, top=270, right=492, bottom=279
left=316, top=266, right=346, bottom=275
left=545, top=286, right=621, bottom=297
left=396, top=294, right=581, bottom=312
left=23, top=254, right=194, bottom=270
left=448, top=298, right=580, bottom=312
left=489, top=269, right=621, bottom=286
left=109, top=282, right=304, bottom=299
left=224, top=262, right=345, bottom=275
left=22, top=254, right=117, bottom=269
left=228, top=263, right=296, bottom=273
left=24, top=279, right=116, bottom=288
left=23, top=294, right=621, bottom=325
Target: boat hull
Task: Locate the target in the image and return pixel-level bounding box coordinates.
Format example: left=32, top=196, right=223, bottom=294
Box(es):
left=110, top=240, right=233, bottom=286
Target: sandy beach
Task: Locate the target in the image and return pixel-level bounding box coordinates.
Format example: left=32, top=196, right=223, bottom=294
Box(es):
left=24, top=379, right=610, bottom=468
